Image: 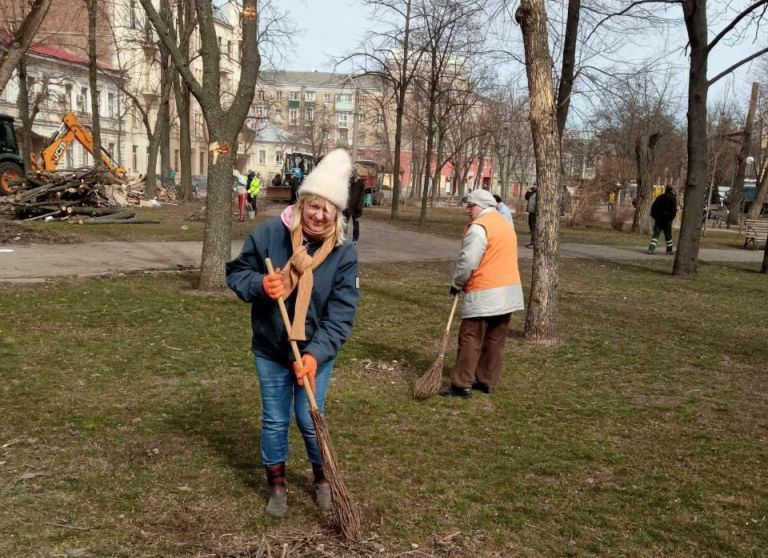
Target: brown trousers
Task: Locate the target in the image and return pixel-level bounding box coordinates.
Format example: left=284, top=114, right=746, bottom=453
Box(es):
left=450, top=313, right=511, bottom=389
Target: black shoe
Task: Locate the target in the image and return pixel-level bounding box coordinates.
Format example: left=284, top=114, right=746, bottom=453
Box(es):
left=439, top=386, right=472, bottom=398
left=471, top=382, right=493, bottom=394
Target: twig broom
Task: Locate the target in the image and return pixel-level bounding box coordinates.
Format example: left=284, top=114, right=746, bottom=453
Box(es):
left=265, top=258, right=361, bottom=541
left=413, top=294, right=460, bottom=399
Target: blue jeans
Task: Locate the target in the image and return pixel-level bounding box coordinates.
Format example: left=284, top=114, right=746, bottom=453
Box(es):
left=254, top=355, right=334, bottom=466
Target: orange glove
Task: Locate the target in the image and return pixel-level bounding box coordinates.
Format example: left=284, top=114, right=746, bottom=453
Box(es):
left=262, top=268, right=285, bottom=300
left=293, top=354, right=317, bottom=393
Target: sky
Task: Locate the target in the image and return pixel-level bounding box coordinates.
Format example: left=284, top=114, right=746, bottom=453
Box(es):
left=274, top=0, right=765, bottom=124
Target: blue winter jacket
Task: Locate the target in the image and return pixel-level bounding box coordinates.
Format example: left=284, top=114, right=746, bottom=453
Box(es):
left=225, top=217, right=359, bottom=366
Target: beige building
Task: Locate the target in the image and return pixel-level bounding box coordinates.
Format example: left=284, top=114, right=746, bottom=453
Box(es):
left=251, top=71, right=388, bottom=165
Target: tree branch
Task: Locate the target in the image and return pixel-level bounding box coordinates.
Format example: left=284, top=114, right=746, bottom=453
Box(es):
left=707, top=0, right=768, bottom=53
left=708, top=46, right=768, bottom=86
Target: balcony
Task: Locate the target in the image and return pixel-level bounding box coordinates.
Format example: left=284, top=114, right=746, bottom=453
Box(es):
left=335, top=98, right=353, bottom=112
left=288, top=99, right=300, bottom=109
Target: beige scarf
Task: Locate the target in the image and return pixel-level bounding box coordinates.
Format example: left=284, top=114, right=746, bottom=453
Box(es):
left=281, top=226, right=335, bottom=341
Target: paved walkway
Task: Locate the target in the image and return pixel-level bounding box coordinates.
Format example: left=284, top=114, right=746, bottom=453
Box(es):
left=0, top=218, right=763, bottom=282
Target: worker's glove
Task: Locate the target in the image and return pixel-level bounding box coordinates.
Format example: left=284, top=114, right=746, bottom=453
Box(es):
left=449, top=285, right=460, bottom=296
left=262, top=268, right=286, bottom=300
left=293, top=354, right=317, bottom=393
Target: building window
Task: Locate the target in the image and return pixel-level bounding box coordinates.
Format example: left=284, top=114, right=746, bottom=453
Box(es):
left=336, top=112, right=349, bottom=128
left=64, top=84, right=73, bottom=110
left=288, top=108, right=298, bottom=125
left=337, top=128, right=349, bottom=143
left=338, top=93, right=352, bottom=103
left=304, top=90, right=315, bottom=102
left=132, top=145, right=138, bottom=171
left=257, top=90, right=265, bottom=101
left=78, top=87, right=88, bottom=112
left=276, top=91, right=283, bottom=100
left=255, top=105, right=268, bottom=118
left=130, top=0, right=137, bottom=29
left=259, top=149, right=266, bottom=164
left=275, top=151, right=283, bottom=164
left=324, top=93, right=331, bottom=104
left=108, top=142, right=115, bottom=157
left=108, top=92, right=115, bottom=118
left=227, top=40, right=232, bottom=58
left=288, top=91, right=300, bottom=101
left=305, top=108, right=314, bottom=122
left=376, top=113, right=384, bottom=125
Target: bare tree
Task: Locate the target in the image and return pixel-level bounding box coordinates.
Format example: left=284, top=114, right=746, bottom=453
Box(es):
left=516, top=0, right=562, bottom=344
left=139, top=0, right=261, bottom=290
left=290, top=102, right=334, bottom=161
left=592, top=69, right=680, bottom=233
left=727, top=81, right=759, bottom=226
left=0, top=0, right=52, bottom=94
left=341, top=0, right=426, bottom=218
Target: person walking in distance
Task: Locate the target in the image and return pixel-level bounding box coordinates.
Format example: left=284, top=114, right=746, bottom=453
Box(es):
left=647, top=185, right=677, bottom=254
left=493, top=194, right=514, bottom=225
left=226, top=149, right=360, bottom=518
left=343, top=170, right=365, bottom=244
left=524, top=185, right=537, bottom=248
left=247, top=171, right=262, bottom=215
left=440, top=189, right=524, bottom=397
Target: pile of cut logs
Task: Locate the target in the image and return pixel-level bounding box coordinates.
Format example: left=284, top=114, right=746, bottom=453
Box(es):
left=0, top=168, right=159, bottom=224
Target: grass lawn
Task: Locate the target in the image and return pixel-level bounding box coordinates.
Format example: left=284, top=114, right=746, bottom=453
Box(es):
left=1, top=259, right=766, bottom=556
left=17, top=202, right=272, bottom=243
left=365, top=206, right=746, bottom=250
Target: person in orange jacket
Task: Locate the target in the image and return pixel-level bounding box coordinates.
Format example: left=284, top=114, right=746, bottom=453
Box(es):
left=441, top=188, right=524, bottom=397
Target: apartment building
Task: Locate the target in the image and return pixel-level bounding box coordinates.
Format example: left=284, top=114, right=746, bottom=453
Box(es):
left=252, top=71, right=387, bottom=165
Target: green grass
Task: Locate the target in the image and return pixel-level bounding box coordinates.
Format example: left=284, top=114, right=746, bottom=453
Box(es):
left=365, top=205, right=746, bottom=249
left=1, top=259, right=766, bottom=556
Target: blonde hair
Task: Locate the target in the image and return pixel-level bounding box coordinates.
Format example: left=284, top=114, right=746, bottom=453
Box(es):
left=292, top=194, right=346, bottom=246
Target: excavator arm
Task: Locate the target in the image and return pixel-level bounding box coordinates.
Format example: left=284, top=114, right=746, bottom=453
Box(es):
left=30, top=112, right=126, bottom=175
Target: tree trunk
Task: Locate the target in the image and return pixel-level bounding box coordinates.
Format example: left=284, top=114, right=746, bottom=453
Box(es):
left=516, top=0, right=562, bottom=345
left=748, top=163, right=768, bottom=219
left=172, top=0, right=193, bottom=202
left=632, top=132, right=660, bottom=234
left=390, top=0, right=412, bottom=219
left=200, top=124, right=237, bottom=290
left=16, top=58, right=33, bottom=163
left=674, top=0, right=709, bottom=277
left=727, top=81, right=759, bottom=226
left=419, top=87, right=437, bottom=224
left=86, top=0, right=103, bottom=169
left=0, top=0, right=52, bottom=94
left=174, top=76, right=193, bottom=201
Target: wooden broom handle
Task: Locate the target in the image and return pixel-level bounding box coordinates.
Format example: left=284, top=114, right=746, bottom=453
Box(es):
left=445, top=294, right=459, bottom=333
left=265, top=257, right=320, bottom=412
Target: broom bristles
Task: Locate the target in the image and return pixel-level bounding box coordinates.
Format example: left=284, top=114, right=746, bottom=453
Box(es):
left=310, top=409, right=362, bottom=541
left=413, top=354, right=445, bottom=399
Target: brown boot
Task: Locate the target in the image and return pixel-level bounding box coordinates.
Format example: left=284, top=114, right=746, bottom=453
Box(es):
left=265, top=463, right=287, bottom=517
left=312, top=462, right=331, bottom=512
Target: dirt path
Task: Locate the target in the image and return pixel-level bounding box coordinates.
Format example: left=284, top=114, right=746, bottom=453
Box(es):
left=0, top=218, right=763, bottom=282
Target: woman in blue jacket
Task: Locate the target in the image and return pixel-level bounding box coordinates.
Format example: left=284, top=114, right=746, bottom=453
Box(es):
left=226, top=149, right=359, bottom=518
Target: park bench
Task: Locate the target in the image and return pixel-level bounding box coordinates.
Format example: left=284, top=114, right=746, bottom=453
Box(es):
left=743, top=218, right=768, bottom=249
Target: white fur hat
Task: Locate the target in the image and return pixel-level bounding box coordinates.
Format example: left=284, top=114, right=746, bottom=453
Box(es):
left=298, top=148, right=352, bottom=210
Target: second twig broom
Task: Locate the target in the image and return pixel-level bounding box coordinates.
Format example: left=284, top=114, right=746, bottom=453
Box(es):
left=413, top=294, right=460, bottom=399
left=265, top=258, right=361, bottom=541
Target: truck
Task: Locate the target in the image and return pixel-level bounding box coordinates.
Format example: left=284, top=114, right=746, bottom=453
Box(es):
left=0, top=115, right=25, bottom=195
left=0, top=111, right=126, bottom=195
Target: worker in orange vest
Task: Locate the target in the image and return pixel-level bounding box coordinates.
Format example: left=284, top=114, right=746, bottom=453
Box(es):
left=440, top=188, right=524, bottom=397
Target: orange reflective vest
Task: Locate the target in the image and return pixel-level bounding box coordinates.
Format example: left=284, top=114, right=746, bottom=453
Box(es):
left=464, top=210, right=520, bottom=293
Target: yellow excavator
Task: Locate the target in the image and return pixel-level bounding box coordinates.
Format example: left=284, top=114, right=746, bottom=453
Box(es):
left=30, top=112, right=127, bottom=175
